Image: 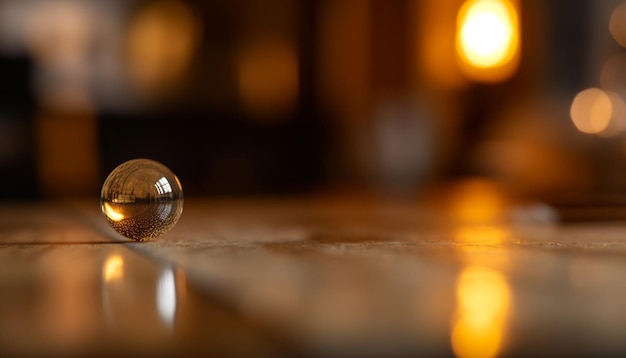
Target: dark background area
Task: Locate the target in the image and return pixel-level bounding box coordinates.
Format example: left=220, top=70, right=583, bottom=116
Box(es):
left=0, top=0, right=625, bottom=201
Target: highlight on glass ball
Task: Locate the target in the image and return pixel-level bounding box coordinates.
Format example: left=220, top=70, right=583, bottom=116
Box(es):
left=100, top=159, right=183, bottom=241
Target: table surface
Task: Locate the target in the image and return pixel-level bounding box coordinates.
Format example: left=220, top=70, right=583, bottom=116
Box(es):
left=3, top=188, right=626, bottom=357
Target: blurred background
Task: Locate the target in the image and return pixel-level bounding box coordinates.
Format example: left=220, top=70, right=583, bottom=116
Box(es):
left=1, top=0, right=626, bottom=202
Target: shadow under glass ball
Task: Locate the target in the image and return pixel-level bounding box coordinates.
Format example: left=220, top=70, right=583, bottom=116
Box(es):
left=101, top=159, right=183, bottom=241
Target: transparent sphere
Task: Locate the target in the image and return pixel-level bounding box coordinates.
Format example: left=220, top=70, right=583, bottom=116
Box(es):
left=101, top=159, right=183, bottom=241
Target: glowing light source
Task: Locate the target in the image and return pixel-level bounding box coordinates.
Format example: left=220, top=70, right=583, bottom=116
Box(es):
left=456, top=0, right=520, bottom=82
left=103, top=255, right=124, bottom=282
left=451, top=266, right=511, bottom=358
left=102, top=202, right=124, bottom=222
left=570, top=88, right=613, bottom=135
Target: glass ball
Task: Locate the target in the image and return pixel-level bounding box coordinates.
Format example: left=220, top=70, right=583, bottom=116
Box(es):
left=101, top=159, right=183, bottom=241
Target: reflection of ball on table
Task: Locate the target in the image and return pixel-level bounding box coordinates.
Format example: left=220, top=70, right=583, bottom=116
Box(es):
left=101, top=159, right=183, bottom=241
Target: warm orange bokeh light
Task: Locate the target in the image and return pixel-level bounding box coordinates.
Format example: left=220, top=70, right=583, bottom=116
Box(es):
left=451, top=266, right=511, bottom=358
left=126, top=0, right=201, bottom=95
left=102, top=202, right=124, bottom=222
left=456, top=0, right=520, bottom=82
left=456, top=226, right=508, bottom=246
left=599, top=91, right=626, bottom=137
left=570, top=88, right=613, bottom=135
left=417, top=0, right=466, bottom=89
left=448, top=179, right=507, bottom=224
left=610, top=3, right=626, bottom=48
left=103, top=255, right=124, bottom=282
left=238, top=36, right=299, bottom=119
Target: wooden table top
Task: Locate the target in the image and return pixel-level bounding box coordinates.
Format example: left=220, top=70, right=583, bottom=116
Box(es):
left=2, top=193, right=626, bottom=357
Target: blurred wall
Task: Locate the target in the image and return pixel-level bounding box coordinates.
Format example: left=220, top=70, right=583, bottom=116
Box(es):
left=1, top=0, right=626, bottom=200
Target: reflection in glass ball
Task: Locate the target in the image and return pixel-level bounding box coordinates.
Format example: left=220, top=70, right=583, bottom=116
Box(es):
left=101, top=159, right=183, bottom=241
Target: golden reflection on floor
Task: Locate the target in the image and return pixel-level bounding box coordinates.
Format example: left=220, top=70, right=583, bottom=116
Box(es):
left=451, top=265, right=511, bottom=358
left=449, top=177, right=513, bottom=358
left=5, top=197, right=626, bottom=356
